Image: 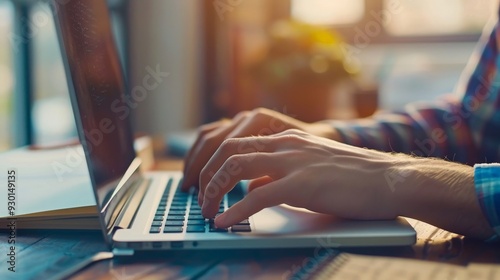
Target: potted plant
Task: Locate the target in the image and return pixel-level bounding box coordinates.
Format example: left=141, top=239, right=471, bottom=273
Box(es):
left=250, top=20, right=357, bottom=122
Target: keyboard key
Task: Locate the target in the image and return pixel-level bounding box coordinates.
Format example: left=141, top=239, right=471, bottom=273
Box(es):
left=231, top=225, right=251, bottom=232
left=186, top=225, right=206, bottom=233
left=174, top=192, right=188, bottom=197
left=165, top=221, right=184, bottom=226
left=228, top=183, right=244, bottom=206
left=150, top=227, right=161, bottom=233
left=209, top=226, right=228, bottom=232
left=208, top=218, right=227, bottom=232
left=187, top=220, right=205, bottom=226
left=151, top=221, right=162, bottom=227
left=155, top=210, right=165, bottom=216
left=158, top=201, right=167, bottom=206
left=170, top=206, right=187, bottom=211
left=163, top=226, right=183, bottom=233
left=157, top=206, right=166, bottom=212
left=168, top=210, right=186, bottom=216
left=189, top=209, right=202, bottom=215
left=237, top=219, right=250, bottom=225
left=153, top=215, right=164, bottom=221
left=167, top=216, right=185, bottom=221
left=165, top=178, right=173, bottom=188
left=188, top=214, right=205, bottom=220
left=171, top=202, right=187, bottom=207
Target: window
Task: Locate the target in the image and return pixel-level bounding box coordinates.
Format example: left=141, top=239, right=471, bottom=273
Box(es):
left=288, top=0, right=496, bottom=111
left=291, top=0, right=497, bottom=41
left=31, top=2, right=75, bottom=145
left=384, top=0, right=497, bottom=36
left=0, top=0, right=128, bottom=148
left=0, top=1, right=14, bottom=151
left=291, top=0, right=365, bottom=25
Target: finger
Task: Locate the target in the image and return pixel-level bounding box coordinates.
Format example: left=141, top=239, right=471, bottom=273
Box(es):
left=201, top=152, right=287, bottom=218
left=214, top=179, right=286, bottom=228
left=248, top=176, right=274, bottom=192
left=182, top=112, right=250, bottom=190
left=198, top=136, right=281, bottom=206
left=181, top=121, right=226, bottom=191
left=184, top=121, right=225, bottom=170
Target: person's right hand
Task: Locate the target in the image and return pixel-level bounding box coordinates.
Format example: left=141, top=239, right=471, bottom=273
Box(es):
left=181, top=108, right=339, bottom=191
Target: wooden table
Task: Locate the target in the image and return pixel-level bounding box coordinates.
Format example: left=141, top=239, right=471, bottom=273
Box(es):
left=2, top=158, right=500, bottom=280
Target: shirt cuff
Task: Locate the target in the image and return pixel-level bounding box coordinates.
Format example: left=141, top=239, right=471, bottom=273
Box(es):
left=474, top=163, right=500, bottom=242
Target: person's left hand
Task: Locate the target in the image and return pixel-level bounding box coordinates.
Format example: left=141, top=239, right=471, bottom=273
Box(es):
left=198, top=129, right=406, bottom=228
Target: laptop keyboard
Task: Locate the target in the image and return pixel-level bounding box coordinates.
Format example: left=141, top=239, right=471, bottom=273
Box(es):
left=149, top=178, right=251, bottom=234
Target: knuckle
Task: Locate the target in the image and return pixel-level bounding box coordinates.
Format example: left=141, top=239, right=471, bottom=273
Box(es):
left=234, top=110, right=251, bottom=120
left=224, top=154, right=243, bottom=169
left=278, top=129, right=308, bottom=142
left=220, top=137, right=239, bottom=151
left=250, top=107, right=270, bottom=120
left=274, top=133, right=308, bottom=148
left=200, top=133, right=217, bottom=147
left=283, top=128, right=304, bottom=135
left=204, top=183, right=220, bottom=199
left=197, top=124, right=213, bottom=135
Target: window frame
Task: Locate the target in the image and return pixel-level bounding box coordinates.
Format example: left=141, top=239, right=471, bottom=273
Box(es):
left=11, top=0, right=33, bottom=147
left=6, top=0, right=129, bottom=148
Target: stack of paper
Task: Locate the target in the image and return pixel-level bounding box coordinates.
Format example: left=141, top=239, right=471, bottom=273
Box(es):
left=0, top=145, right=99, bottom=229
left=0, top=136, right=154, bottom=230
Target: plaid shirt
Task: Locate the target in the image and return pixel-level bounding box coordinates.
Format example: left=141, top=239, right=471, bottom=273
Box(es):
left=334, top=19, right=500, bottom=239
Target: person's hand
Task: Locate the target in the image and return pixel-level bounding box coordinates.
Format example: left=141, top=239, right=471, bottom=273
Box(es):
left=198, top=129, right=494, bottom=239
left=199, top=129, right=403, bottom=227
left=181, top=108, right=338, bottom=191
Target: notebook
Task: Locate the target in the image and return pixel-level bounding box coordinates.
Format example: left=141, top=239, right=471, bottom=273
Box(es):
left=52, top=0, right=416, bottom=254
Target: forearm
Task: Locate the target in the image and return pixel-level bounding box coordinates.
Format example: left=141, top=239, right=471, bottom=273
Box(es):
left=392, top=158, right=494, bottom=239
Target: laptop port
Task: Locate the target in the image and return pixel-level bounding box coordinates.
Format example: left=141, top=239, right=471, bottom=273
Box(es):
left=170, top=241, right=183, bottom=249
left=130, top=243, right=142, bottom=249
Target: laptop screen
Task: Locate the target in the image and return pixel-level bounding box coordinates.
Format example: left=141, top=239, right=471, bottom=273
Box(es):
left=53, top=0, right=136, bottom=220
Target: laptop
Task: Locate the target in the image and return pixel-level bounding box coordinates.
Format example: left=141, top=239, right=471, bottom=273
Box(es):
left=52, top=0, right=416, bottom=254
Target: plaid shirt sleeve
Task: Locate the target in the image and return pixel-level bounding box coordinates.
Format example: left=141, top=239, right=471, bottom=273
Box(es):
left=474, top=164, right=500, bottom=241
left=330, top=19, right=500, bottom=240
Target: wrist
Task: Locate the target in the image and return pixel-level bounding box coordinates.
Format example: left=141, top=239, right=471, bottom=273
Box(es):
left=395, top=158, right=494, bottom=238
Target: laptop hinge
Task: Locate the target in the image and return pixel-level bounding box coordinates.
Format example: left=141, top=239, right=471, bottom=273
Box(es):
left=114, top=177, right=151, bottom=230
left=102, top=158, right=143, bottom=239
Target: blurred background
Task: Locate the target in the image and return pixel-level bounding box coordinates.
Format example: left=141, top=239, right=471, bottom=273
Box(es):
left=0, top=0, right=496, bottom=151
